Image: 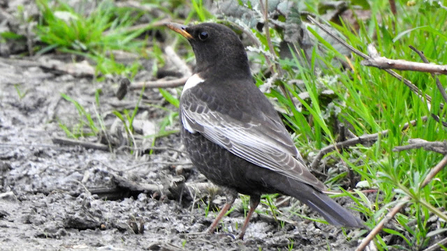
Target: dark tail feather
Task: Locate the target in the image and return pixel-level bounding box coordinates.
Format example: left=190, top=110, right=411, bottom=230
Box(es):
left=274, top=178, right=364, bottom=228
left=301, top=189, right=364, bottom=227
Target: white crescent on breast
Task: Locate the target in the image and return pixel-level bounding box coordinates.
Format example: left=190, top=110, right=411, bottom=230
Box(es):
left=182, top=74, right=205, bottom=94
left=182, top=73, right=205, bottom=133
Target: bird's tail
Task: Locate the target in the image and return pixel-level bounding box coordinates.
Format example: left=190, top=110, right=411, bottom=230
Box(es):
left=274, top=178, right=364, bottom=228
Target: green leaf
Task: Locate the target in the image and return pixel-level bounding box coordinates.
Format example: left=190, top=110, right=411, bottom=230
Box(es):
left=159, top=88, right=180, bottom=108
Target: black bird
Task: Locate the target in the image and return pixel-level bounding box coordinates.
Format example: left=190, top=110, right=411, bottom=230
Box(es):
left=166, top=22, right=363, bottom=239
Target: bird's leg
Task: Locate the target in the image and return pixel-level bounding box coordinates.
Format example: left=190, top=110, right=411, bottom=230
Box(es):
left=237, top=195, right=260, bottom=240
left=206, top=190, right=237, bottom=234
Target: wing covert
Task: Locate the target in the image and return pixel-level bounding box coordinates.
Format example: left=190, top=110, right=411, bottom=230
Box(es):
left=181, top=88, right=325, bottom=190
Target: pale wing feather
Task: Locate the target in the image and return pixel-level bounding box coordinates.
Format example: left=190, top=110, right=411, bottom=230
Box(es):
left=181, top=94, right=324, bottom=189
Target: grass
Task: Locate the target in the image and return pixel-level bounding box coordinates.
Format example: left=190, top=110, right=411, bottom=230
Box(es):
left=112, top=86, right=145, bottom=153
left=266, top=1, right=447, bottom=250
left=14, top=84, right=27, bottom=100
left=32, top=0, right=188, bottom=149
left=35, top=0, right=154, bottom=76
left=142, top=89, right=180, bottom=154
left=218, top=0, right=447, bottom=249
left=60, top=93, right=101, bottom=138
left=22, top=0, right=447, bottom=249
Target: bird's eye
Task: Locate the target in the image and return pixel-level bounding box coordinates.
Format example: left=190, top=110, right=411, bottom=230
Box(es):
left=198, top=31, right=209, bottom=41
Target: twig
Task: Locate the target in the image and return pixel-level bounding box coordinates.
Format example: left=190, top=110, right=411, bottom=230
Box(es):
left=366, top=44, right=434, bottom=106
left=311, top=131, right=386, bottom=170
left=220, top=20, right=261, bottom=47
left=164, top=45, right=192, bottom=77
left=130, top=76, right=188, bottom=90
left=424, top=237, right=447, bottom=251
left=111, top=171, right=163, bottom=194
left=310, top=116, right=425, bottom=170
left=259, top=0, right=295, bottom=107
left=259, top=0, right=277, bottom=74
left=0, top=143, right=71, bottom=149
left=421, top=154, right=447, bottom=188
left=393, top=138, right=447, bottom=155
left=52, top=137, right=109, bottom=151
left=361, top=52, right=447, bottom=75
left=130, top=46, right=191, bottom=90
left=121, top=161, right=192, bottom=172
left=409, top=45, right=447, bottom=105
left=356, top=155, right=447, bottom=251
left=409, top=45, right=429, bottom=64
left=307, top=15, right=447, bottom=251
left=0, top=57, right=95, bottom=78
left=307, top=16, right=435, bottom=108
left=389, top=0, right=397, bottom=16
left=307, top=16, right=369, bottom=59
left=355, top=197, right=411, bottom=251
left=109, top=171, right=223, bottom=202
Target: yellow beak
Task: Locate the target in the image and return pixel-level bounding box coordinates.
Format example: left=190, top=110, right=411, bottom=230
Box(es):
left=165, top=23, right=193, bottom=39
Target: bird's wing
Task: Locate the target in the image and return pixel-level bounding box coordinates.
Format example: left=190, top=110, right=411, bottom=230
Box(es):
left=181, top=89, right=326, bottom=191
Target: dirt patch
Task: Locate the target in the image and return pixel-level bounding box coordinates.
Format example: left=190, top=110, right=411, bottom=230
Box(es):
left=0, top=52, right=361, bottom=251
left=0, top=2, right=362, bottom=251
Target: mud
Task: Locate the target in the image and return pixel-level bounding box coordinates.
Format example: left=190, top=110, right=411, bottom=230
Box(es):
left=0, top=59, right=364, bottom=251
left=0, top=1, right=362, bottom=251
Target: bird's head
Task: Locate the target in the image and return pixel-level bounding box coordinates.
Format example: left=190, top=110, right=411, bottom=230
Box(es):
left=166, top=22, right=251, bottom=79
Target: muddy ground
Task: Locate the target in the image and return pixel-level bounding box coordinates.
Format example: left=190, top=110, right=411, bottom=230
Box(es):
left=0, top=2, right=363, bottom=251
left=0, top=57, right=363, bottom=251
